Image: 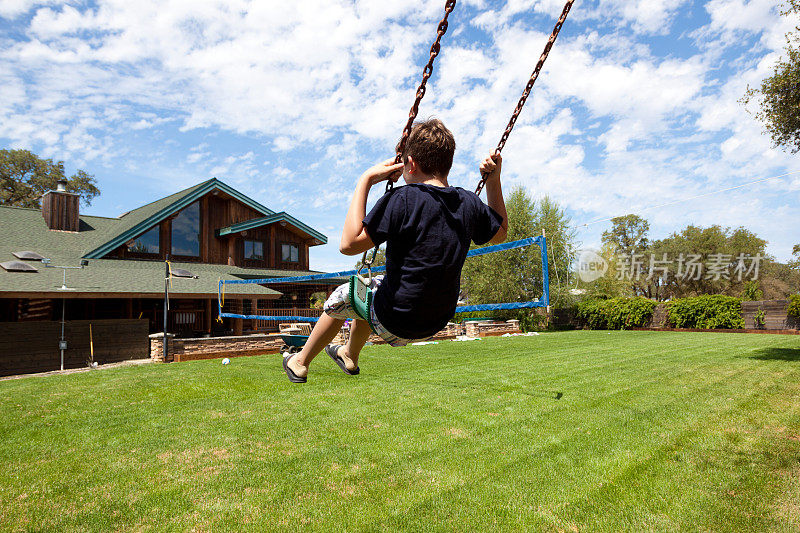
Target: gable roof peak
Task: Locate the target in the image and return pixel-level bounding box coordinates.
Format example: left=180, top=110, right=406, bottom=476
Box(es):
left=84, top=177, right=275, bottom=259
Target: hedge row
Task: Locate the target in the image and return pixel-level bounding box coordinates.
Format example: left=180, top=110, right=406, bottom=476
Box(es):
left=454, top=293, right=795, bottom=331
left=576, top=297, right=658, bottom=330
left=576, top=295, right=746, bottom=330
left=666, top=295, right=744, bottom=329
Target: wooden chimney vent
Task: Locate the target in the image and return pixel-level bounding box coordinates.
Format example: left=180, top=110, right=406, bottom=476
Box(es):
left=42, top=179, right=80, bottom=232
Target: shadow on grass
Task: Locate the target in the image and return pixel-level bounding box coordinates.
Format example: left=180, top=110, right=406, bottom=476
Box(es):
left=749, top=347, right=800, bottom=361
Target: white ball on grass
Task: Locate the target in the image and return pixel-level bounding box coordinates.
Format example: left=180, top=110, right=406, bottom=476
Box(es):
left=222, top=358, right=230, bottom=365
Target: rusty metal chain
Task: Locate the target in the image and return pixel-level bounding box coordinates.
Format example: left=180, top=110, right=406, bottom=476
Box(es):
left=475, top=0, right=575, bottom=196
left=362, top=0, right=457, bottom=270
left=390, top=0, right=457, bottom=194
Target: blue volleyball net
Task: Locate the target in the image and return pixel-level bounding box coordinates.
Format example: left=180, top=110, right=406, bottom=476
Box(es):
left=218, top=236, right=550, bottom=329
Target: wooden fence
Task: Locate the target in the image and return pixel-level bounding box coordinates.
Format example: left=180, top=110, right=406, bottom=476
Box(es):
left=741, top=300, right=799, bottom=330
left=0, top=319, right=150, bottom=376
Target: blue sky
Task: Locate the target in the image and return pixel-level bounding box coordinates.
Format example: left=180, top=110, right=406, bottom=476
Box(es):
left=1, top=0, right=798, bottom=271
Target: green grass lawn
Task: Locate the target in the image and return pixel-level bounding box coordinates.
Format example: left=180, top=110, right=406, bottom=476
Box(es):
left=1, top=331, right=800, bottom=532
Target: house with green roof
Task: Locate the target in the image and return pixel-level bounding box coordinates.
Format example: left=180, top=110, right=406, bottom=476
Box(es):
left=0, top=178, right=334, bottom=337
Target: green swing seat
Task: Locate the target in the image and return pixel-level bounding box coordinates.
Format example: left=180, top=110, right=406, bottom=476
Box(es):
left=349, top=274, right=377, bottom=332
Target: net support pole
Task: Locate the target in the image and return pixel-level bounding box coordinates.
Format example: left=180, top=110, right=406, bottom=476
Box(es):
left=163, top=258, right=169, bottom=364
left=218, top=278, right=223, bottom=322
left=541, top=228, right=551, bottom=315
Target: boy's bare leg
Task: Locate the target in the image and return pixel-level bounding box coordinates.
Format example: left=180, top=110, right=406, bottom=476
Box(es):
left=288, top=312, right=344, bottom=378
left=338, top=318, right=371, bottom=371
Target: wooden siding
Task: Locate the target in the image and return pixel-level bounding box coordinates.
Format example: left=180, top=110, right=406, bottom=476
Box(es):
left=42, top=191, right=80, bottom=232
left=0, top=319, right=150, bottom=376
left=107, top=192, right=313, bottom=270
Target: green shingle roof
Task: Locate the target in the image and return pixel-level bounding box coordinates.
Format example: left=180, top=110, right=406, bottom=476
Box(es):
left=0, top=181, right=331, bottom=298
left=218, top=211, right=327, bottom=243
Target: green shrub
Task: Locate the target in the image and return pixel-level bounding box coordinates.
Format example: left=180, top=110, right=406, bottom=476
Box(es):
left=518, top=310, right=547, bottom=332
left=753, top=307, right=766, bottom=328
left=666, top=295, right=744, bottom=329
left=741, top=280, right=763, bottom=301
left=576, top=297, right=658, bottom=330
left=577, top=299, right=606, bottom=329
left=787, top=295, right=800, bottom=320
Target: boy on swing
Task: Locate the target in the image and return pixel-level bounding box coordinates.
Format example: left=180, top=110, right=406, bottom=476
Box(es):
left=283, top=118, right=507, bottom=383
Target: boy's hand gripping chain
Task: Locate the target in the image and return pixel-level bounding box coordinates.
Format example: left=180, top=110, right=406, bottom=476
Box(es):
left=361, top=0, right=457, bottom=271
left=475, top=0, right=575, bottom=196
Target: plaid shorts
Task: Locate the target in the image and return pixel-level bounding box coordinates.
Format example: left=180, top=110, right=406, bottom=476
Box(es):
left=323, top=276, right=430, bottom=347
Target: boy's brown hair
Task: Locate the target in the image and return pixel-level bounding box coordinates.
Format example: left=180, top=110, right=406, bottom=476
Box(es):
left=398, top=118, right=455, bottom=177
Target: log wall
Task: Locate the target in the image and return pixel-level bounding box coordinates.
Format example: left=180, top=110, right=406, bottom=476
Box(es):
left=0, top=319, right=150, bottom=376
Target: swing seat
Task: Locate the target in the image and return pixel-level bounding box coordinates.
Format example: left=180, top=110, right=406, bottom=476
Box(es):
left=349, top=275, right=376, bottom=332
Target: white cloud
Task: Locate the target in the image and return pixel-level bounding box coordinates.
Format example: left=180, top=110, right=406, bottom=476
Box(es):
left=706, top=0, right=781, bottom=35
left=598, top=0, right=690, bottom=34
left=0, top=0, right=57, bottom=19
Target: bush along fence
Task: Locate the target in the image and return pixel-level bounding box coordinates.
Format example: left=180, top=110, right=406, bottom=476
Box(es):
left=666, top=295, right=744, bottom=329
left=789, top=295, right=800, bottom=322
left=577, top=297, right=658, bottom=330
left=570, top=295, right=800, bottom=332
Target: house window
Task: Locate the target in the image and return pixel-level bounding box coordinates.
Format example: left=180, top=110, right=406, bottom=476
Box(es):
left=127, top=226, right=160, bottom=254
left=244, top=240, right=264, bottom=261
left=171, top=201, right=200, bottom=257
left=281, top=243, right=299, bottom=263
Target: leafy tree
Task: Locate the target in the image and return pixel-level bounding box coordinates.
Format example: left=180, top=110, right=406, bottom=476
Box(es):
left=762, top=259, right=800, bottom=297
left=0, top=149, right=99, bottom=208
left=649, top=225, right=767, bottom=298
left=741, top=1, right=800, bottom=152
left=791, top=244, right=800, bottom=270
left=593, top=218, right=798, bottom=300
left=601, top=214, right=651, bottom=296
left=582, top=243, right=634, bottom=300
left=461, top=187, right=576, bottom=307
left=535, top=196, right=579, bottom=306
left=602, top=214, right=650, bottom=256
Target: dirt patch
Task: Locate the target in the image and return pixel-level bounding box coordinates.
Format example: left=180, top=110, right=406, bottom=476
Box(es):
left=445, top=427, right=469, bottom=439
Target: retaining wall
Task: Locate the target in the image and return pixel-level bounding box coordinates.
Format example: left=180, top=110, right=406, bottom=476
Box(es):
left=149, top=333, right=285, bottom=362
left=150, top=321, right=520, bottom=363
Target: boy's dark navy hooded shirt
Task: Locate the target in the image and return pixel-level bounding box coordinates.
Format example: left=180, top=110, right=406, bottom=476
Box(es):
left=363, top=183, right=503, bottom=339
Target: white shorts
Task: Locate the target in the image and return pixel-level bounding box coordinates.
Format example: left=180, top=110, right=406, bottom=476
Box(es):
left=323, top=276, right=431, bottom=347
